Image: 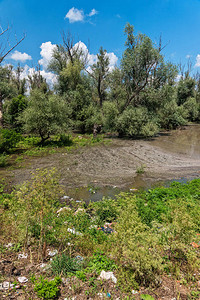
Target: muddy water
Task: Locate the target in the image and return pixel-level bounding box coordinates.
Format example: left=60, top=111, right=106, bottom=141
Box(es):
left=149, top=124, right=200, bottom=159
left=69, top=125, right=200, bottom=202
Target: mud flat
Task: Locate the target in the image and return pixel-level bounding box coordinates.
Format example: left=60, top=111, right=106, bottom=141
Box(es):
left=7, top=125, right=200, bottom=195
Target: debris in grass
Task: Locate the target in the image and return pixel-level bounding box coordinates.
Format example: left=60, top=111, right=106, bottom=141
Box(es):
left=17, top=277, right=28, bottom=283
left=99, top=270, right=117, bottom=284
left=18, top=253, right=28, bottom=259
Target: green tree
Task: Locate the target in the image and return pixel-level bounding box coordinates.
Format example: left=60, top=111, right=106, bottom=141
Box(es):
left=90, top=47, right=110, bottom=107
left=0, top=66, right=17, bottom=127
left=4, top=94, right=28, bottom=131
left=20, top=90, right=70, bottom=143
left=121, top=23, right=177, bottom=110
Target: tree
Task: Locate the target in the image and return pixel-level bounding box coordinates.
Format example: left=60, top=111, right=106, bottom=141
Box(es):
left=0, top=26, right=25, bottom=64
left=0, top=66, right=17, bottom=127
left=89, top=47, right=110, bottom=107
left=121, top=23, right=177, bottom=110
left=20, top=90, right=70, bottom=143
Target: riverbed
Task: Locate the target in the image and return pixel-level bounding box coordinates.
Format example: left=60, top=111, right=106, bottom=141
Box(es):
left=4, top=124, right=200, bottom=201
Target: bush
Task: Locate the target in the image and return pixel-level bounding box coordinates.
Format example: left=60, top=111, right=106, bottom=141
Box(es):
left=116, top=107, right=159, bottom=137
left=0, top=154, right=8, bottom=167
left=33, top=276, right=61, bottom=300
left=0, top=128, right=22, bottom=152
left=158, top=100, right=187, bottom=129
left=51, top=254, right=82, bottom=276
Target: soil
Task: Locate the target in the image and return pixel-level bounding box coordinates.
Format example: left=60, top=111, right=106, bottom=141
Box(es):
left=6, top=134, right=200, bottom=192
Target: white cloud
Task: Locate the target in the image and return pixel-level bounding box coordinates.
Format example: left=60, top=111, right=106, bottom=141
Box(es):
left=38, top=41, right=56, bottom=69
left=65, top=7, right=84, bottom=23
left=65, top=7, right=98, bottom=23
left=10, top=50, right=32, bottom=62
left=73, top=41, right=118, bottom=71
left=88, top=9, right=98, bottom=17
left=195, top=54, right=200, bottom=67
left=106, top=52, right=118, bottom=70
left=19, top=64, right=57, bottom=89
left=186, top=54, right=192, bottom=59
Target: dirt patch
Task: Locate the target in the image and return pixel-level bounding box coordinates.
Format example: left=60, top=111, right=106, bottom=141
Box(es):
left=5, top=136, right=200, bottom=192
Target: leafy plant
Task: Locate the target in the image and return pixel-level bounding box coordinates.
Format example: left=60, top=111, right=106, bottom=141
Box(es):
left=51, top=253, right=82, bottom=276
left=0, top=154, right=8, bottom=167
left=33, top=276, right=61, bottom=300
left=0, top=128, right=22, bottom=152
left=86, top=250, right=117, bottom=275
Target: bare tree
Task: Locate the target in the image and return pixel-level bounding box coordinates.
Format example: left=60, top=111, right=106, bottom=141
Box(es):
left=0, top=25, right=26, bottom=64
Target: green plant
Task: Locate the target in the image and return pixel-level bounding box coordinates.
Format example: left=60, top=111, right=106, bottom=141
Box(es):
left=0, top=128, right=22, bottom=152
left=0, top=154, right=8, bottom=167
left=76, top=270, right=87, bottom=281
left=33, top=276, right=61, bottom=299
left=86, top=250, right=117, bottom=275
left=136, top=164, right=146, bottom=174
left=140, top=295, right=155, bottom=300
left=51, top=253, right=82, bottom=276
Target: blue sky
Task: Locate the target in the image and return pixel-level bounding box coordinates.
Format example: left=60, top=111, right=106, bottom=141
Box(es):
left=1, top=0, right=200, bottom=82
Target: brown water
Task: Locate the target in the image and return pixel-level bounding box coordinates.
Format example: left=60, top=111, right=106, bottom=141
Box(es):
left=149, top=124, right=200, bottom=159
left=67, top=124, right=200, bottom=202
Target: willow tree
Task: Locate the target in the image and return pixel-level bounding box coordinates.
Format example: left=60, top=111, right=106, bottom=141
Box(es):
left=121, top=23, right=177, bottom=110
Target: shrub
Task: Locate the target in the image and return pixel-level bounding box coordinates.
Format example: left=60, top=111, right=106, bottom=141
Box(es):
left=86, top=250, right=117, bottom=275
left=0, top=128, right=22, bottom=152
left=0, top=154, right=8, bottom=167
left=33, top=276, right=61, bottom=300
left=51, top=254, right=82, bottom=276
left=116, top=107, right=159, bottom=137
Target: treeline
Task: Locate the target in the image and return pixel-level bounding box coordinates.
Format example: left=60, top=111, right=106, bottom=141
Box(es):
left=1, top=23, right=200, bottom=142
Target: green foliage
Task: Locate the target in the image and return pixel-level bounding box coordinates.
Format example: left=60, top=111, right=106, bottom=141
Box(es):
left=0, top=153, right=8, bottom=167
left=102, top=101, right=119, bottom=131
left=159, top=100, right=187, bottom=129
left=3, top=168, right=63, bottom=253
left=92, top=197, right=119, bottom=224
left=86, top=250, right=117, bottom=274
left=116, top=107, right=159, bottom=137
left=140, top=295, right=155, bottom=300
left=20, top=90, right=70, bottom=142
left=136, top=164, right=146, bottom=174
left=51, top=253, right=82, bottom=276
left=177, top=76, right=195, bottom=105
left=183, top=97, right=199, bottom=121
left=113, top=196, right=163, bottom=286
left=4, top=94, right=28, bottom=131
left=0, top=128, right=22, bottom=152
left=33, top=276, right=61, bottom=299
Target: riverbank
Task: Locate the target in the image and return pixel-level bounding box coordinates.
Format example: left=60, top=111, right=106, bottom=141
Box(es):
left=4, top=125, right=200, bottom=198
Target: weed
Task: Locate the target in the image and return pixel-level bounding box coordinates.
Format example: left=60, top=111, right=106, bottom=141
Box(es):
left=51, top=253, right=82, bottom=276
left=33, top=276, right=61, bottom=300
left=136, top=164, right=146, bottom=174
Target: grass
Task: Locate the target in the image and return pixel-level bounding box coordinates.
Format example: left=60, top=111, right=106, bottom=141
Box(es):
left=1, top=169, right=200, bottom=298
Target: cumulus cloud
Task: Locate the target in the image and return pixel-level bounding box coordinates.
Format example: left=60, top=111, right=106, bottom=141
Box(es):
left=65, top=7, right=84, bottom=23
left=186, top=54, right=192, bottom=59
left=73, top=41, right=118, bottom=71
left=19, top=64, right=57, bottom=89
left=65, top=7, right=98, bottom=23
left=195, top=54, right=200, bottom=67
left=10, top=50, right=32, bottom=62
left=106, top=52, right=118, bottom=70
left=38, top=41, right=56, bottom=69
left=88, top=9, right=98, bottom=17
